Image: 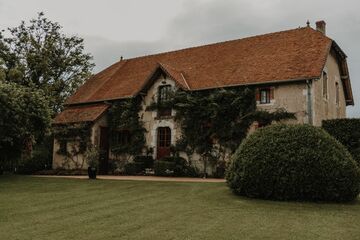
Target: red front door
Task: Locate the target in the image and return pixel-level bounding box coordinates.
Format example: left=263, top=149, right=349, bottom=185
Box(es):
left=157, top=127, right=171, bottom=160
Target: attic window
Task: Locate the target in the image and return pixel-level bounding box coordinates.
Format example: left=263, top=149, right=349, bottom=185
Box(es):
left=158, top=85, right=172, bottom=102
left=323, top=71, right=328, bottom=99
left=158, top=85, right=172, bottom=117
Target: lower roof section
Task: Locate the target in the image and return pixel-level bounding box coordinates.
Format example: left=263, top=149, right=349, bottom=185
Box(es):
left=53, top=103, right=109, bottom=124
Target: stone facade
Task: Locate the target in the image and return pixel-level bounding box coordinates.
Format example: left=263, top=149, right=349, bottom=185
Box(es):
left=52, top=50, right=348, bottom=171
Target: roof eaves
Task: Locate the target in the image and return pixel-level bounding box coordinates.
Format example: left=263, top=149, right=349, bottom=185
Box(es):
left=188, top=77, right=319, bottom=92
left=64, top=95, right=135, bottom=107
left=330, top=41, right=354, bottom=105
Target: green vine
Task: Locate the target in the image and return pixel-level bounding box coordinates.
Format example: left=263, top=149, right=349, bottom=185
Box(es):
left=146, top=99, right=174, bottom=112
left=53, top=122, right=92, bottom=169
left=148, top=87, right=296, bottom=176
left=108, top=97, right=146, bottom=158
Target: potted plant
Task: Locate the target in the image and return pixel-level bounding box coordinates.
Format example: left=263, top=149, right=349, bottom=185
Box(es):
left=85, top=145, right=99, bottom=179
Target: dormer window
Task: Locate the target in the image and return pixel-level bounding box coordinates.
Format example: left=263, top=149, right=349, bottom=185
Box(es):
left=158, top=85, right=172, bottom=102
left=158, top=85, right=172, bottom=117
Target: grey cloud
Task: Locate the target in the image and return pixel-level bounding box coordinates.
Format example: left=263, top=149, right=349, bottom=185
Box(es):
left=160, top=0, right=360, bottom=117
left=80, top=0, right=359, bottom=116
left=84, top=36, right=180, bottom=72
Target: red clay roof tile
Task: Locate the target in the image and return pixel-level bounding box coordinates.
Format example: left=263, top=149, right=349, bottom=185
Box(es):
left=53, top=103, right=109, bottom=124
left=65, top=27, right=336, bottom=105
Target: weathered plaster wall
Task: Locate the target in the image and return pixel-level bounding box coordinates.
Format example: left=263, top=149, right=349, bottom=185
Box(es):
left=256, top=82, right=308, bottom=124
left=312, top=52, right=346, bottom=126
left=139, top=76, right=212, bottom=173
left=140, top=76, right=180, bottom=158
left=52, top=115, right=107, bottom=169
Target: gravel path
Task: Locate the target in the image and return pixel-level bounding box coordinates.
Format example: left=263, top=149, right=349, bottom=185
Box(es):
left=33, top=175, right=226, bottom=183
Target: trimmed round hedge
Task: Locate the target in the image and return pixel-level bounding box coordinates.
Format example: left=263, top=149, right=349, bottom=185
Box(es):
left=226, top=124, right=360, bottom=202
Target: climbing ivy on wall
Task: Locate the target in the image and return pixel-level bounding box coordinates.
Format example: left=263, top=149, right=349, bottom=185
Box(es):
left=53, top=122, right=92, bottom=169
left=147, top=86, right=296, bottom=175
left=108, top=97, right=146, bottom=159
left=172, top=87, right=257, bottom=172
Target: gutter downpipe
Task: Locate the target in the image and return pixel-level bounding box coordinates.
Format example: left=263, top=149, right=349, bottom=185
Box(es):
left=306, top=79, right=313, bottom=125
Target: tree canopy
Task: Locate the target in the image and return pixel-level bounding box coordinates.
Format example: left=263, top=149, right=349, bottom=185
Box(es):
left=0, top=82, right=51, bottom=161
left=0, top=12, right=94, bottom=113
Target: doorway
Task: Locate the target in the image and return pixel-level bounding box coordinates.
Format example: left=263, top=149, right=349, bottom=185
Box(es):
left=156, top=127, right=171, bottom=160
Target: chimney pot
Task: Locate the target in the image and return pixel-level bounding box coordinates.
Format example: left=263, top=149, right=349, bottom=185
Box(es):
left=316, top=20, right=326, bottom=35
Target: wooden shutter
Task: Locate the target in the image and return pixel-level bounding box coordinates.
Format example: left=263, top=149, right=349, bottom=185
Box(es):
left=270, top=87, right=275, bottom=100
left=255, top=88, right=260, bottom=101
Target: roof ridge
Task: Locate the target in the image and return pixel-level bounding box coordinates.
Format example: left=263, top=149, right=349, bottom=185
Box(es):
left=65, top=25, right=347, bottom=106
left=121, top=27, right=313, bottom=62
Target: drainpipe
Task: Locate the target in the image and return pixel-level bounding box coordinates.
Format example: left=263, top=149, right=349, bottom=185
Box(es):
left=306, top=80, right=313, bottom=125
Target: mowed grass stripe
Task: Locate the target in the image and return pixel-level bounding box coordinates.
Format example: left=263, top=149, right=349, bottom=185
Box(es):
left=0, top=175, right=359, bottom=240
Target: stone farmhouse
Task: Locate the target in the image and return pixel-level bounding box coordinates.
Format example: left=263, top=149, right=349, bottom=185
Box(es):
left=53, top=21, right=354, bottom=172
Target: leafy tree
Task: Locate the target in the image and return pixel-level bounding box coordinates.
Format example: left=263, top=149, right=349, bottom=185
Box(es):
left=0, top=12, right=94, bottom=113
left=0, top=82, right=51, bottom=165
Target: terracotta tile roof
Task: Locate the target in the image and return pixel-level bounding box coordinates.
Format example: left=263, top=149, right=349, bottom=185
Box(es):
left=158, top=63, right=190, bottom=90
left=53, top=103, right=109, bottom=124
left=65, top=27, right=347, bottom=105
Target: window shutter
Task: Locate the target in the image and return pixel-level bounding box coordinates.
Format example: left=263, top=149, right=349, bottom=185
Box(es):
left=255, top=89, right=260, bottom=101
left=270, top=87, right=275, bottom=100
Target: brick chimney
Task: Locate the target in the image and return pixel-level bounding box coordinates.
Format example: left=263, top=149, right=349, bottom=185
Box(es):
left=316, top=20, right=326, bottom=35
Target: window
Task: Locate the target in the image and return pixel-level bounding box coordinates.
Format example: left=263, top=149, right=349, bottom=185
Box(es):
left=158, top=85, right=172, bottom=103
left=158, top=127, right=171, bottom=147
left=59, top=141, right=67, bottom=154
left=113, top=130, right=131, bottom=145
left=335, top=82, right=339, bottom=105
left=322, top=71, right=328, bottom=99
left=260, top=88, right=271, bottom=104
left=158, top=85, right=172, bottom=117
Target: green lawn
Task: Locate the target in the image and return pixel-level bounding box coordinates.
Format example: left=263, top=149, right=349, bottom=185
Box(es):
left=0, top=175, right=359, bottom=240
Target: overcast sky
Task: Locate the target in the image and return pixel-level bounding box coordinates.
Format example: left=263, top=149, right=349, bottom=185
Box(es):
left=0, top=0, right=359, bottom=116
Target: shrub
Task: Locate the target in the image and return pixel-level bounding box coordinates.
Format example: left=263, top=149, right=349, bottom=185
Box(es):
left=226, top=124, right=360, bottom=202
left=17, top=144, right=52, bottom=174
left=133, top=155, right=154, bottom=169
left=85, top=146, right=100, bottom=168
left=322, top=119, right=360, bottom=165
left=124, top=162, right=143, bottom=175
left=154, top=160, right=176, bottom=176
left=214, top=161, right=226, bottom=178
left=154, top=156, right=199, bottom=177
